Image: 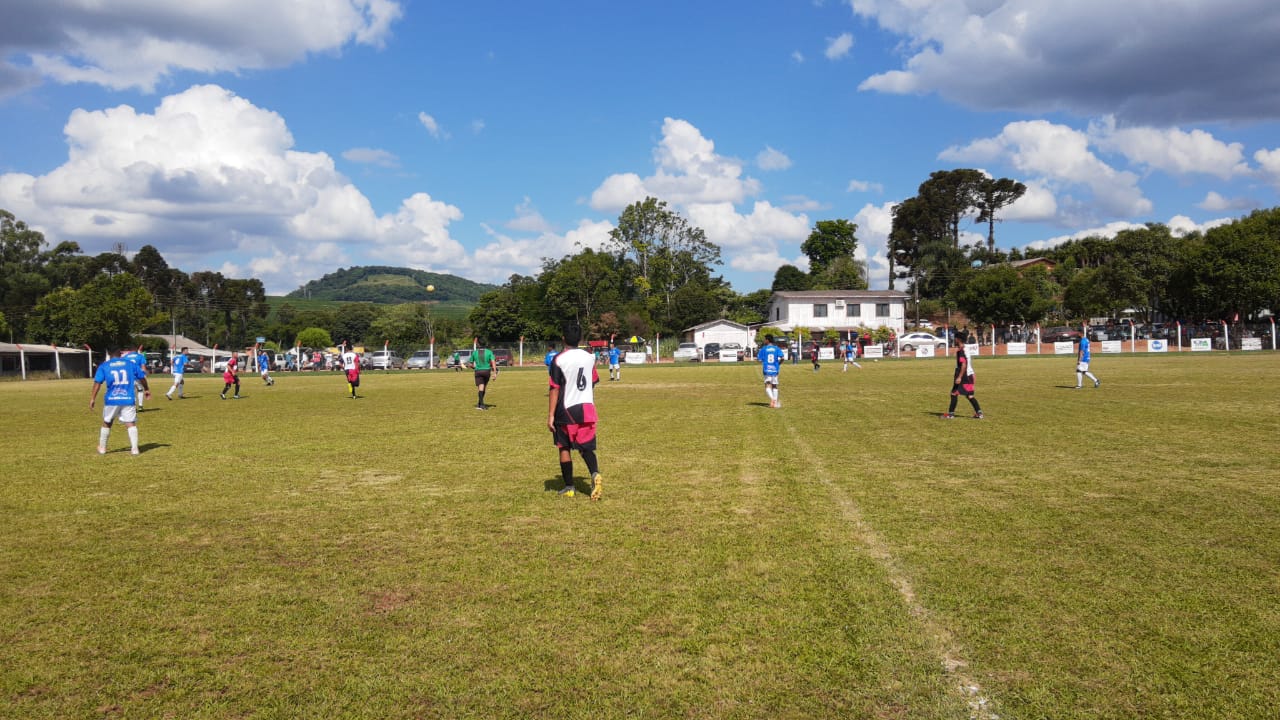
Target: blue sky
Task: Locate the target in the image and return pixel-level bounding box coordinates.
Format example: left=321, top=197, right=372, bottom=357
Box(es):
left=2, top=0, right=1279, bottom=295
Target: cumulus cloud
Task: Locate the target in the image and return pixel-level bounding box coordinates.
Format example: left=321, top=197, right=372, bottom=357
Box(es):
left=1256, top=147, right=1280, bottom=187
left=1198, top=191, right=1257, bottom=212
left=825, top=32, right=854, bottom=60
left=791, top=50, right=806, bottom=63
left=0, top=0, right=403, bottom=95
left=1027, top=214, right=1234, bottom=251
left=850, top=0, right=1280, bottom=123
left=756, top=146, right=793, bottom=171
left=470, top=218, right=614, bottom=283
left=1087, top=116, right=1250, bottom=179
left=941, top=119, right=1151, bottom=221
left=342, top=147, right=400, bottom=168
left=0, top=84, right=476, bottom=293
left=505, top=197, right=553, bottom=234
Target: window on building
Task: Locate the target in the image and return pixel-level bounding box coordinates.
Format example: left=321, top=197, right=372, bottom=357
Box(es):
left=813, top=303, right=828, bottom=318
left=774, top=308, right=781, bottom=321
left=875, top=303, right=890, bottom=317
left=846, top=303, right=860, bottom=317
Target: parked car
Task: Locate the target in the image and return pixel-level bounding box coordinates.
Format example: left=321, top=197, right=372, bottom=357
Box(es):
left=897, top=332, right=947, bottom=352
left=447, top=350, right=473, bottom=370
left=366, top=350, right=404, bottom=370
left=703, top=342, right=722, bottom=360
left=721, top=342, right=746, bottom=361
left=183, top=357, right=205, bottom=373
left=673, top=342, right=700, bottom=361
left=492, top=348, right=513, bottom=367
left=405, top=350, right=436, bottom=369
left=1042, top=326, right=1082, bottom=344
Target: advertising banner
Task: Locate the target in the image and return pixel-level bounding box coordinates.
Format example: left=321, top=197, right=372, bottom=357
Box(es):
left=1054, top=341, right=1075, bottom=354
left=915, top=344, right=936, bottom=358
left=1147, top=339, right=1168, bottom=353
left=1191, top=338, right=1212, bottom=352
left=1006, top=342, right=1027, bottom=356
left=1101, top=340, right=1123, bottom=353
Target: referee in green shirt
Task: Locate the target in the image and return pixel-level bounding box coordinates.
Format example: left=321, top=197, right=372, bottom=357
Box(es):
left=472, top=340, right=498, bottom=410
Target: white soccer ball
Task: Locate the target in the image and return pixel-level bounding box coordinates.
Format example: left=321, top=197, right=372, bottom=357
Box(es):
left=426, top=284, right=435, bottom=292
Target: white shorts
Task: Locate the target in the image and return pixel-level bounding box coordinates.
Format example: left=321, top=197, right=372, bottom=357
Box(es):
left=610, top=363, right=619, bottom=370
left=172, top=372, right=184, bottom=384
left=1076, top=361, right=1090, bottom=372
left=103, top=404, right=138, bottom=424
left=763, top=374, right=779, bottom=387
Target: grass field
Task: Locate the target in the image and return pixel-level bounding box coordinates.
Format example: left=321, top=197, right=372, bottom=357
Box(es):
left=3, top=353, right=1279, bottom=719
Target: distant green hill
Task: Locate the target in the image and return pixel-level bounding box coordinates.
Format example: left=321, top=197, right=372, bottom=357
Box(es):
left=285, top=266, right=497, bottom=304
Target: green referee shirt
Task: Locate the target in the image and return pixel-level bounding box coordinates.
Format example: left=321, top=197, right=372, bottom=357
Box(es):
left=473, top=348, right=495, bottom=371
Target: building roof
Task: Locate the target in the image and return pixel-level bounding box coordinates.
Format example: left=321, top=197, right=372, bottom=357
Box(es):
left=0, top=342, right=90, bottom=355
left=682, top=319, right=749, bottom=333
left=1008, top=257, right=1055, bottom=269
left=771, top=289, right=910, bottom=301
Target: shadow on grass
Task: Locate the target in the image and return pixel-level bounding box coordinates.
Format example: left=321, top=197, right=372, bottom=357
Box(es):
left=746, top=401, right=772, bottom=408
left=542, top=477, right=584, bottom=494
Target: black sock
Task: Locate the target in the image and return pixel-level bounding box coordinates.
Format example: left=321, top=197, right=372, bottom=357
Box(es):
left=948, top=396, right=958, bottom=413
left=478, top=391, right=484, bottom=406
left=581, top=449, right=599, bottom=476
left=970, top=398, right=982, bottom=413
left=560, top=460, right=573, bottom=486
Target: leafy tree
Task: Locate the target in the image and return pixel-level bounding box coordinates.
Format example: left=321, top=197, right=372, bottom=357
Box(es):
left=800, top=219, right=858, bottom=276
left=918, top=169, right=985, bottom=248
left=295, top=327, right=333, bottom=349
left=810, top=256, right=867, bottom=291
left=367, top=303, right=432, bottom=353
left=28, top=273, right=163, bottom=350
left=1168, top=208, right=1280, bottom=319
left=667, top=284, right=721, bottom=332
left=949, top=264, right=1052, bottom=326
left=771, top=264, right=811, bottom=291
left=727, top=288, right=773, bottom=325
left=1061, top=268, right=1112, bottom=319
left=0, top=209, right=52, bottom=338
left=543, top=249, right=623, bottom=331
left=607, top=197, right=720, bottom=319
left=333, top=302, right=383, bottom=346
left=974, top=177, right=1027, bottom=252
left=470, top=287, right=529, bottom=341
left=0, top=309, right=8, bottom=339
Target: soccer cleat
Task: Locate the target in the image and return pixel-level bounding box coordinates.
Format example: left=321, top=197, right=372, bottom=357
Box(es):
left=233, top=395, right=241, bottom=399
left=476, top=404, right=487, bottom=410
left=1094, top=379, right=1100, bottom=388
left=1073, top=386, right=1081, bottom=390
left=941, top=413, right=954, bottom=419
left=558, top=485, right=575, bottom=497
left=973, top=412, right=984, bottom=419
left=131, top=448, right=140, bottom=456
left=165, top=393, right=172, bottom=400
left=220, top=393, right=226, bottom=400
left=97, top=446, right=107, bottom=455
left=590, top=473, right=603, bottom=500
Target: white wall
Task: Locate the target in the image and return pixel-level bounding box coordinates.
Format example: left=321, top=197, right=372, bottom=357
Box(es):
left=773, top=299, right=906, bottom=334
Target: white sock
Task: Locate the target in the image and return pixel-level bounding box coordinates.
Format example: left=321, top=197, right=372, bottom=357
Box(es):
left=99, top=427, right=111, bottom=448
left=1076, top=373, right=1084, bottom=386
left=127, top=426, right=139, bottom=451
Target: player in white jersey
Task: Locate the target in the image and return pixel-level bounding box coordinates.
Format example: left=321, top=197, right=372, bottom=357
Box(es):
left=341, top=344, right=361, bottom=398
left=548, top=324, right=603, bottom=499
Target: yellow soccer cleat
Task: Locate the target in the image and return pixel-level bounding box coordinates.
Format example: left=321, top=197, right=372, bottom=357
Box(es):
left=590, top=473, right=603, bottom=500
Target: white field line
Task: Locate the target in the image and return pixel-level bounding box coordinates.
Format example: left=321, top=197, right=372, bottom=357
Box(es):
left=785, top=424, right=1000, bottom=720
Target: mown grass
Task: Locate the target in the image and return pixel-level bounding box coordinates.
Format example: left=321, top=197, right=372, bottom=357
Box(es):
left=2, top=353, right=1278, bottom=719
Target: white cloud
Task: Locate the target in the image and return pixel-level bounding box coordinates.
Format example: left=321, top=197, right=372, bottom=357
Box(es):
left=0, top=84, right=475, bottom=293
left=505, top=197, right=553, bottom=233
left=1197, top=191, right=1257, bottom=212
left=1087, top=116, right=1250, bottom=179
left=756, top=146, right=793, bottom=171
left=590, top=118, right=762, bottom=212
left=471, top=119, right=486, bottom=135
left=851, top=0, right=1280, bottom=124
left=941, top=119, right=1151, bottom=221
left=853, top=201, right=896, bottom=289
left=791, top=50, right=806, bottom=63
left=342, top=147, right=400, bottom=168
left=1027, top=214, right=1234, bottom=250
left=1, top=0, right=403, bottom=95
left=469, top=219, right=614, bottom=283
left=846, top=179, right=884, bottom=193
left=1256, top=147, right=1280, bottom=186
left=825, top=32, right=854, bottom=60
left=418, top=112, right=447, bottom=140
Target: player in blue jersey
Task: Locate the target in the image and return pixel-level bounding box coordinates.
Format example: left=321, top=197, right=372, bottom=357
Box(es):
left=90, top=349, right=151, bottom=455
left=758, top=334, right=785, bottom=408
left=843, top=338, right=862, bottom=371
left=608, top=344, right=622, bottom=381
left=548, top=324, right=602, bottom=499
left=1076, top=332, right=1100, bottom=389
left=124, top=348, right=148, bottom=410
left=165, top=347, right=189, bottom=400
left=258, top=348, right=275, bottom=386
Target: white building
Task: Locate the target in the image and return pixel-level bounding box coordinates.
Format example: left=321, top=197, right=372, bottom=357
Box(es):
left=682, top=319, right=752, bottom=353
left=765, top=290, right=910, bottom=337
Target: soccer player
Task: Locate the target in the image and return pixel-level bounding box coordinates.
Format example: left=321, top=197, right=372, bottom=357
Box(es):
left=472, top=340, right=497, bottom=410
left=843, top=338, right=862, bottom=371
left=220, top=353, right=241, bottom=399
left=758, top=334, right=784, bottom=408
left=90, top=349, right=150, bottom=455
left=125, top=347, right=148, bottom=410
left=258, top=348, right=275, bottom=386
left=608, top=344, right=622, bottom=381
left=165, top=347, right=189, bottom=399
left=341, top=344, right=361, bottom=398
left=811, top=341, right=821, bottom=372
left=943, top=345, right=983, bottom=419
left=548, top=324, right=602, bottom=499
left=1076, top=332, right=1100, bottom=389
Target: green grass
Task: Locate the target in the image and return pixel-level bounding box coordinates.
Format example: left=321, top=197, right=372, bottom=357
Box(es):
left=3, top=354, right=1279, bottom=718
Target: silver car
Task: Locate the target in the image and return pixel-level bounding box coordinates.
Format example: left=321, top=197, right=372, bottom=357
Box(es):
left=366, top=350, right=405, bottom=370
left=405, top=350, right=435, bottom=369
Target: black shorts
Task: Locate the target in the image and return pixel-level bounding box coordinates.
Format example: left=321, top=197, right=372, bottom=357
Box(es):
left=951, top=381, right=974, bottom=396
left=474, top=370, right=491, bottom=386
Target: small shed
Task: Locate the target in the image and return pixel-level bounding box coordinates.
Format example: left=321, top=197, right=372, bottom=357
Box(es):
left=682, top=320, right=752, bottom=353
left=0, top=342, right=92, bottom=379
